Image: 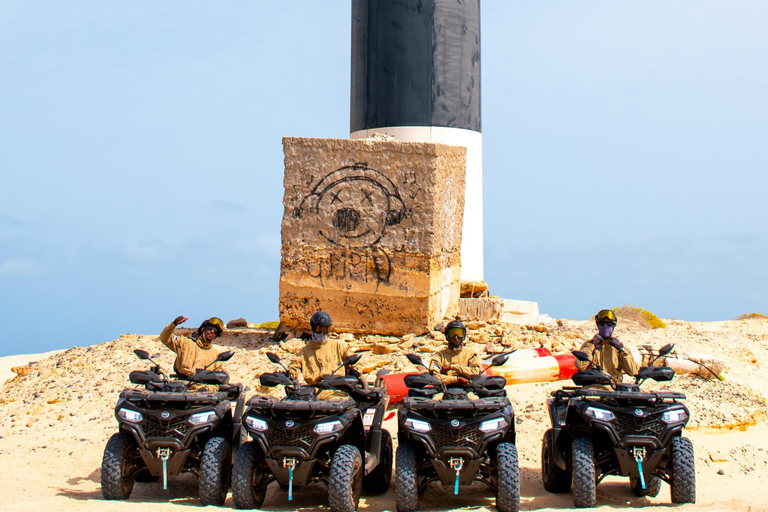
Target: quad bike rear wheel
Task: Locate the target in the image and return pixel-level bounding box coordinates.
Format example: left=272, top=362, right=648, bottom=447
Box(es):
left=541, top=429, right=572, bottom=493
left=571, top=437, right=596, bottom=508
left=630, top=475, right=662, bottom=497
left=362, top=429, right=393, bottom=494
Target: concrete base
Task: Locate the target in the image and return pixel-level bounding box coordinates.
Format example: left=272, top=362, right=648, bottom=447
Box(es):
left=459, top=297, right=541, bottom=325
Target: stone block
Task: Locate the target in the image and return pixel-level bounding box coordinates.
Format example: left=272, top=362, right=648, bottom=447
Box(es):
left=459, top=297, right=541, bottom=325
left=279, top=137, right=466, bottom=335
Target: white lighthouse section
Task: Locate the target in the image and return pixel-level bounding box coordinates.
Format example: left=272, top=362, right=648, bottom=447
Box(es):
left=350, top=125, right=484, bottom=283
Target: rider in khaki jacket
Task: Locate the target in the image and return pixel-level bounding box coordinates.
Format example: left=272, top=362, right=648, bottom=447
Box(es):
left=158, top=316, right=225, bottom=390
left=287, top=311, right=353, bottom=399
left=430, top=319, right=481, bottom=386
left=577, top=309, right=639, bottom=382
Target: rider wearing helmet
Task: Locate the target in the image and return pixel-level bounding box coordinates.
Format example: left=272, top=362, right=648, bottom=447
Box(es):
left=429, top=319, right=480, bottom=386
left=288, top=311, right=354, bottom=385
left=577, top=309, right=639, bottom=382
left=158, top=315, right=226, bottom=381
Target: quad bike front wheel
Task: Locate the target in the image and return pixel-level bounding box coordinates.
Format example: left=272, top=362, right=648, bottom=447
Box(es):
left=571, top=437, right=596, bottom=508
left=496, top=442, right=521, bottom=512
left=199, top=436, right=232, bottom=506
left=232, top=442, right=268, bottom=509
left=395, top=441, right=419, bottom=512
left=329, top=444, right=363, bottom=512
left=362, top=429, right=393, bottom=494
left=101, top=432, right=141, bottom=500
left=541, top=429, right=572, bottom=493
left=670, top=437, right=696, bottom=504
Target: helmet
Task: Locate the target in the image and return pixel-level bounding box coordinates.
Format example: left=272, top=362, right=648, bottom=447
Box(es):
left=595, top=309, right=617, bottom=326
left=198, top=317, right=224, bottom=337
left=444, top=319, right=467, bottom=348
left=310, top=311, right=333, bottom=334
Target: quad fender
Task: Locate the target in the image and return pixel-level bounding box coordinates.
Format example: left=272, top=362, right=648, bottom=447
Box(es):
left=364, top=396, right=390, bottom=467
left=337, top=411, right=367, bottom=459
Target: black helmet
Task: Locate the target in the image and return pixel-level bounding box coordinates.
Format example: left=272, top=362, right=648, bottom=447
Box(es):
left=198, top=317, right=224, bottom=337
left=595, top=309, right=617, bottom=326
left=444, top=319, right=466, bottom=347
left=310, top=311, right=333, bottom=334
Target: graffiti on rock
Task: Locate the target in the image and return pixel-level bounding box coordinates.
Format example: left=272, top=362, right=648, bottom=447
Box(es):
left=293, top=164, right=410, bottom=288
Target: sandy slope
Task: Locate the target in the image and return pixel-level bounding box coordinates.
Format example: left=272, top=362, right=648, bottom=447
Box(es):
left=0, top=318, right=766, bottom=511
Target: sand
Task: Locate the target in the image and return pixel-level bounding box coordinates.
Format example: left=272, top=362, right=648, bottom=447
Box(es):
left=0, top=318, right=766, bottom=511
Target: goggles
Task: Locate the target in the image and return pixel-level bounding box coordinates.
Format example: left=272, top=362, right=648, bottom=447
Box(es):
left=597, top=321, right=616, bottom=327
left=596, top=310, right=617, bottom=322
left=312, top=324, right=330, bottom=334
left=446, top=327, right=465, bottom=339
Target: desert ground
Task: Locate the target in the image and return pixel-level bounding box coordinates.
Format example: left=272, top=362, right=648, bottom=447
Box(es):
left=1, top=317, right=767, bottom=512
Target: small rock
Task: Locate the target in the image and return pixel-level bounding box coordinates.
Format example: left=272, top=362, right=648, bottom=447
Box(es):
left=338, top=333, right=355, bottom=342
left=372, top=344, right=398, bottom=355
left=429, top=331, right=446, bottom=342
left=401, top=333, right=416, bottom=342
left=226, top=318, right=248, bottom=328
left=279, top=338, right=306, bottom=355
left=717, top=469, right=725, bottom=475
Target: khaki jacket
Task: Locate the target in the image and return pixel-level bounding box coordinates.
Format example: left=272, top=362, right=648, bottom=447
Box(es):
left=288, top=338, right=352, bottom=385
left=577, top=335, right=639, bottom=383
left=158, top=322, right=222, bottom=378
left=430, top=346, right=481, bottom=385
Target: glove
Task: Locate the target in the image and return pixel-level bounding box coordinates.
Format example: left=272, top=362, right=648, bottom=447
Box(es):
left=173, top=315, right=189, bottom=326
left=456, top=377, right=469, bottom=386
left=609, top=338, right=624, bottom=351
left=441, top=364, right=452, bottom=374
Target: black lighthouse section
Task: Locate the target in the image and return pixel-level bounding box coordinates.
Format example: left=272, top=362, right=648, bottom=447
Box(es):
left=351, top=0, right=481, bottom=134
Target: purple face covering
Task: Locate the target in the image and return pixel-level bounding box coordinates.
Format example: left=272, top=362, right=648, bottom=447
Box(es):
left=311, top=332, right=328, bottom=344
left=598, top=324, right=615, bottom=339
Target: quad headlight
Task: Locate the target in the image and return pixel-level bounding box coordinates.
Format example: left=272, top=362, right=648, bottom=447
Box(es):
left=245, top=416, right=268, bottom=432
left=117, top=408, right=143, bottom=423
left=189, top=411, right=218, bottom=425
left=661, top=408, right=688, bottom=424
left=404, top=418, right=432, bottom=433
left=479, top=417, right=509, bottom=432
left=314, top=420, right=344, bottom=434
left=585, top=406, right=615, bottom=421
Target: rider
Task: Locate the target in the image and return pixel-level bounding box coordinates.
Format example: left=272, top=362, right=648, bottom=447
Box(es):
left=288, top=311, right=355, bottom=386
left=158, top=316, right=226, bottom=390
left=429, top=319, right=481, bottom=386
left=577, top=309, right=639, bottom=382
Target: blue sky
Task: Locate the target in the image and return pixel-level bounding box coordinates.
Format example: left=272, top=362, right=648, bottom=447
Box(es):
left=1, top=1, right=766, bottom=357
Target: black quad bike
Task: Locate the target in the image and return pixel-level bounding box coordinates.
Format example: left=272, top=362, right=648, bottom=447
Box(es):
left=232, top=352, right=392, bottom=512
left=541, top=343, right=696, bottom=507
left=101, top=349, right=245, bottom=506
left=395, top=353, right=520, bottom=512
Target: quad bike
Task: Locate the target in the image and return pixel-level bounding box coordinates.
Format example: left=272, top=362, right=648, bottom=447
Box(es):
left=542, top=343, right=696, bottom=507
left=101, top=349, right=244, bottom=506
left=232, top=352, right=392, bottom=512
left=395, top=353, right=520, bottom=512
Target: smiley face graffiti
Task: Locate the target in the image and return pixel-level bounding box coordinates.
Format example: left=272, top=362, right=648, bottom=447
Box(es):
left=292, top=164, right=410, bottom=289
left=293, top=164, right=408, bottom=249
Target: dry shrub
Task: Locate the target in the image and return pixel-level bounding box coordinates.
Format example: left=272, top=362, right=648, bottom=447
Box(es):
left=736, top=313, right=768, bottom=320
left=258, top=321, right=280, bottom=329
left=612, top=306, right=667, bottom=329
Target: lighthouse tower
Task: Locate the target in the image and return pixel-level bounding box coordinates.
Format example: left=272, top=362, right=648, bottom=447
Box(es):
left=350, top=0, right=485, bottom=288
